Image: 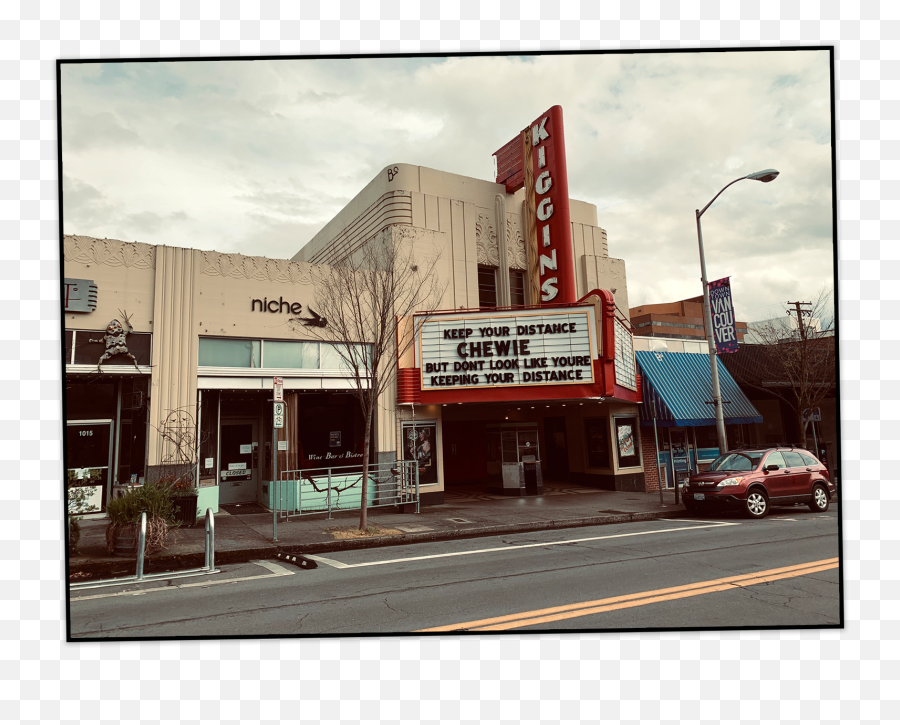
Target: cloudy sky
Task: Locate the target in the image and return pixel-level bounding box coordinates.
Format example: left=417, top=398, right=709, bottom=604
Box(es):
left=60, top=50, right=834, bottom=323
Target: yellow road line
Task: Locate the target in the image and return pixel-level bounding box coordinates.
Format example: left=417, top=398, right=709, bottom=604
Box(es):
left=418, top=557, right=839, bottom=632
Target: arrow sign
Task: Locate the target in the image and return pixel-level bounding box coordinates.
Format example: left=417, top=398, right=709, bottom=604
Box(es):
left=295, top=307, right=327, bottom=328
left=273, top=402, right=285, bottom=429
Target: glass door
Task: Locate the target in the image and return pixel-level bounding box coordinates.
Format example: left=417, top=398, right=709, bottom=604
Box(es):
left=219, top=419, right=259, bottom=504
left=66, top=420, right=114, bottom=514
left=669, top=428, right=691, bottom=489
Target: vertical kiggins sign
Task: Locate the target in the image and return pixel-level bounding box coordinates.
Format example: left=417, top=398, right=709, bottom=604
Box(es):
left=494, top=105, right=576, bottom=306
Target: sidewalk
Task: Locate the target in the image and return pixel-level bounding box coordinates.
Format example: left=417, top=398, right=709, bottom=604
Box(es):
left=68, top=487, right=692, bottom=581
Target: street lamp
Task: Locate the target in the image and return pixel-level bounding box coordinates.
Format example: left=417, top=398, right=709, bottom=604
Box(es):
left=696, top=168, right=779, bottom=455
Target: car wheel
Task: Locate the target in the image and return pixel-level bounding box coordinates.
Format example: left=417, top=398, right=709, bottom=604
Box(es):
left=744, top=489, right=768, bottom=519
left=808, top=484, right=829, bottom=513
left=682, top=498, right=698, bottom=513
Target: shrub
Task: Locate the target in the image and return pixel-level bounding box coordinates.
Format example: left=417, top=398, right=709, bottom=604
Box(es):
left=105, top=480, right=178, bottom=556
left=69, top=517, right=81, bottom=553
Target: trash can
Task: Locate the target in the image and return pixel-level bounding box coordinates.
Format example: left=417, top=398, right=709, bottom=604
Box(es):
left=522, top=455, right=540, bottom=495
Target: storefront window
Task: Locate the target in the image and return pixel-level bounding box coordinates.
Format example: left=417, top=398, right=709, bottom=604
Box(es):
left=199, top=337, right=370, bottom=371
left=295, top=393, right=368, bottom=469
left=695, top=425, right=717, bottom=448
left=198, top=338, right=260, bottom=367
left=263, top=340, right=319, bottom=369
left=727, top=423, right=750, bottom=448
left=583, top=417, right=611, bottom=469
left=66, top=380, right=117, bottom=420
left=319, top=343, right=349, bottom=370
left=614, top=416, right=641, bottom=468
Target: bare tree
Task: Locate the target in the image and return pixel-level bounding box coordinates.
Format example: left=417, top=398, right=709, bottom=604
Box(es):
left=738, top=285, right=835, bottom=448
left=288, top=227, right=446, bottom=530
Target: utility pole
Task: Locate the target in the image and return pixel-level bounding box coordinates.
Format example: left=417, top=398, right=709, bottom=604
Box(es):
left=786, top=301, right=812, bottom=340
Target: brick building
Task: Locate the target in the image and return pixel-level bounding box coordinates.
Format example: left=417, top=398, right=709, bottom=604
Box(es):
left=630, top=296, right=748, bottom=343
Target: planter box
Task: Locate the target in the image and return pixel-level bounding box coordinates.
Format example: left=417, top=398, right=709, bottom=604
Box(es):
left=172, top=494, right=199, bottom=526
left=109, top=524, right=137, bottom=557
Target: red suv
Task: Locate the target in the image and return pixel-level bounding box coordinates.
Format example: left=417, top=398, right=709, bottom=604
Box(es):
left=681, top=447, right=836, bottom=519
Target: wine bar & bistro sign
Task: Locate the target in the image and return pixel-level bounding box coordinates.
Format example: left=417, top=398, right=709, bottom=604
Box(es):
left=419, top=307, right=596, bottom=391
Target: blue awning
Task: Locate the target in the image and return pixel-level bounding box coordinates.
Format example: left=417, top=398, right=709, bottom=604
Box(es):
left=636, top=350, right=763, bottom=427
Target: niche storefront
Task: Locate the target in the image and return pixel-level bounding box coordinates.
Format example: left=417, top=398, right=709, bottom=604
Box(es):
left=195, top=336, right=371, bottom=508
left=63, top=235, right=373, bottom=516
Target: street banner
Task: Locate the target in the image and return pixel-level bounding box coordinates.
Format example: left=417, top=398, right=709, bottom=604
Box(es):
left=708, top=277, right=739, bottom=354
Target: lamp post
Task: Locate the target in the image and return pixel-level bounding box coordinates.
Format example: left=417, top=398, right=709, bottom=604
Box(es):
left=696, top=168, right=779, bottom=455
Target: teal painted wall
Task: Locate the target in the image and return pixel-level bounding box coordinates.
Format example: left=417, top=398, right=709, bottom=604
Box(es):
left=197, top=485, right=219, bottom=516
left=264, top=476, right=379, bottom=513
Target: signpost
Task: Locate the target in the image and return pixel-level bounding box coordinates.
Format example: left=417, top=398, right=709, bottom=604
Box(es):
left=271, top=377, right=283, bottom=542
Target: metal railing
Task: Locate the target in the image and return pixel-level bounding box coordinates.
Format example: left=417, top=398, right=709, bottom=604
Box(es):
left=273, top=459, right=419, bottom=523
left=70, top=508, right=220, bottom=591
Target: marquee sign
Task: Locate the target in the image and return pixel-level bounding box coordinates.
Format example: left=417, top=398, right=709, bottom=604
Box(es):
left=418, top=306, right=595, bottom=392
left=493, top=105, right=576, bottom=306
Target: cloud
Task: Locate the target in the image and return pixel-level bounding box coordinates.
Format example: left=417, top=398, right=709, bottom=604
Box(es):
left=59, top=51, right=834, bottom=322
left=121, top=210, right=189, bottom=235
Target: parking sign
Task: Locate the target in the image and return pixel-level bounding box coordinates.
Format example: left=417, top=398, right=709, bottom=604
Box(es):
left=273, top=376, right=284, bottom=402
left=273, top=401, right=285, bottom=429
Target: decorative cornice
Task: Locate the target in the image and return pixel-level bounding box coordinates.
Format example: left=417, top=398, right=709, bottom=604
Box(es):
left=506, top=215, right=526, bottom=270
left=475, top=212, right=499, bottom=267
left=200, top=249, right=314, bottom=285
left=64, top=234, right=318, bottom=286
left=64, top=235, right=156, bottom=269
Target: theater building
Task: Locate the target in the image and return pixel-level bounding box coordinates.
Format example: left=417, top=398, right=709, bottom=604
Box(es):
left=294, top=107, right=644, bottom=503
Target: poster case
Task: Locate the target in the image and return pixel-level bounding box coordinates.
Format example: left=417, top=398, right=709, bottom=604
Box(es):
left=401, top=421, right=438, bottom=486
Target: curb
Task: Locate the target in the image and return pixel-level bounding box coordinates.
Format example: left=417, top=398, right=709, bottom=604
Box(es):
left=278, top=508, right=692, bottom=555
left=67, top=509, right=689, bottom=582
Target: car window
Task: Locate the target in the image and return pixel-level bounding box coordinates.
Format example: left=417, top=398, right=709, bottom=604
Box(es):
left=709, top=452, right=761, bottom=472
left=799, top=452, right=820, bottom=466
left=782, top=451, right=806, bottom=468
left=764, top=451, right=787, bottom=469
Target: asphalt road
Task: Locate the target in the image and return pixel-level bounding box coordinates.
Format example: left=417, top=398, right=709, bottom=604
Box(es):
left=69, top=507, right=841, bottom=638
